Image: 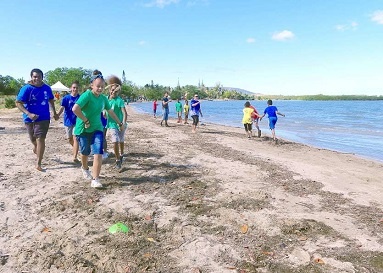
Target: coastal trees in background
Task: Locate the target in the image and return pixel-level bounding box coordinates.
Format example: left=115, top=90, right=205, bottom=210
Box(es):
left=45, top=67, right=93, bottom=91
left=0, top=75, right=24, bottom=95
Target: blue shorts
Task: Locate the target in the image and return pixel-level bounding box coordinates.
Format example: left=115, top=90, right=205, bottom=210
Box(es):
left=76, top=131, right=104, bottom=156
left=268, top=117, right=277, bottom=129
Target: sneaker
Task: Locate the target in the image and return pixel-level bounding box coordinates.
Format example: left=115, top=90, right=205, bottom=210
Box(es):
left=102, top=152, right=109, bottom=160
left=114, top=160, right=122, bottom=170
left=91, top=179, right=103, bottom=188
left=81, top=167, right=93, bottom=180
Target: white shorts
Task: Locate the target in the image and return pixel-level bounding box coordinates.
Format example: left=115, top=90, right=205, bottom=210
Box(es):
left=108, top=127, right=127, bottom=143
left=65, top=126, right=75, bottom=139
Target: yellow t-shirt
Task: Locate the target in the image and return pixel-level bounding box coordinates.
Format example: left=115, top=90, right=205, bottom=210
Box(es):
left=242, top=107, right=254, bottom=124
left=184, top=104, right=189, bottom=113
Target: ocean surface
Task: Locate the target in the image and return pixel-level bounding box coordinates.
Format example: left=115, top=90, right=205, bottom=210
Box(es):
left=130, top=100, right=383, bottom=163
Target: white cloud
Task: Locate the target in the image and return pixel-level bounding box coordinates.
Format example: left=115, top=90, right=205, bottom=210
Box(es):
left=371, top=10, right=383, bottom=24
left=272, top=30, right=295, bottom=41
left=138, top=40, right=147, bottom=46
left=186, top=0, right=209, bottom=7
left=350, top=21, right=358, bottom=28
left=335, top=21, right=358, bottom=31
left=335, top=24, right=346, bottom=31
left=144, top=0, right=179, bottom=8
left=246, top=38, right=255, bottom=43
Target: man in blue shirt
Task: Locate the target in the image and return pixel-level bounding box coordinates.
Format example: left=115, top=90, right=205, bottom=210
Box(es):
left=190, top=94, right=203, bottom=133
left=16, top=68, right=59, bottom=171
left=57, top=81, right=80, bottom=162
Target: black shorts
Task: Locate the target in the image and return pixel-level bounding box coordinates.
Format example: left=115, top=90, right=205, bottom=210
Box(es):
left=244, top=123, right=252, bottom=132
left=192, top=115, right=199, bottom=125
left=25, top=120, right=50, bottom=140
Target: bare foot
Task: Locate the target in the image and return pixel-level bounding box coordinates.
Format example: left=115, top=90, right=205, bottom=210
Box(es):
left=73, top=158, right=80, bottom=163
left=36, top=166, right=43, bottom=172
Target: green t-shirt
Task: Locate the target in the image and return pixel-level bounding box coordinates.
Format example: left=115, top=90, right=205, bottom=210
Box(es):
left=74, top=90, right=111, bottom=135
left=106, top=96, right=125, bottom=129
left=175, top=101, right=182, bottom=112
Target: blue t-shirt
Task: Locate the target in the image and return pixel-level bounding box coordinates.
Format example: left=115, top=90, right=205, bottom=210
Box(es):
left=190, top=99, right=201, bottom=116
left=16, top=83, right=54, bottom=123
left=61, top=94, right=80, bottom=127
left=264, top=105, right=278, bottom=118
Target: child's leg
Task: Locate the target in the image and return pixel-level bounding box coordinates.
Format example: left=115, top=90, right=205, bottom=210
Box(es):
left=113, top=142, right=120, bottom=160
left=119, top=142, right=124, bottom=156
left=73, top=136, right=79, bottom=161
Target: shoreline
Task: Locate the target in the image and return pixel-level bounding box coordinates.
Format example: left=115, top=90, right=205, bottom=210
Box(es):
left=1, top=106, right=383, bottom=272
left=130, top=102, right=383, bottom=164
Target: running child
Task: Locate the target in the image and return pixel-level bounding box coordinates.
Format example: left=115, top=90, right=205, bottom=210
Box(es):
left=250, top=103, right=261, bottom=137
left=242, top=101, right=255, bottom=139
left=72, top=70, right=125, bottom=188
left=57, top=81, right=80, bottom=162
left=259, top=99, right=285, bottom=141
left=106, top=75, right=128, bottom=170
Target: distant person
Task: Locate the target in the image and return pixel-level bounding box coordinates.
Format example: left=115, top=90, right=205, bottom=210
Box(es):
left=54, top=91, right=60, bottom=101
left=260, top=99, right=285, bottom=141
left=153, top=99, right=158, bottom=118
left=160, top=92, right=171, bottom=127
left=250, top=103, right=261, bottom=137
left=15, top=68, right=59, bottom=171
left=57, top=81, right=80, bottom=162
left=175, top=98, right=183, bottom=123
left=183, top=99, right=189, bottom=124
left=72, top=70, right=125, bottom=188
left=190, top=94, right=203, bottom=133
left=106, top=75, right=128, bottom=170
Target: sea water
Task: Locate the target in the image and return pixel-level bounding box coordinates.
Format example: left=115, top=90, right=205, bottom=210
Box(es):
left=130, top=100, right=383, bottom=163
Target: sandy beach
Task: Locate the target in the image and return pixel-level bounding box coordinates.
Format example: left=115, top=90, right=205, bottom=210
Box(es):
left=0, top=105, right=383, bottom=273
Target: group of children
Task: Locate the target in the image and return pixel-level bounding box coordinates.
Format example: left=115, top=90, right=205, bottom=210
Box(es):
left=58, top=71, right=127, bottom=188
left=153, top=97, right=191, bottom=125
left=242, top=99, right=285, bottom=141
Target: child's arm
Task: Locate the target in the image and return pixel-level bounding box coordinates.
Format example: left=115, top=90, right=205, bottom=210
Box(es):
left=121, top=106, right=128, bottom=124
left=277, top=111, right=285, bottom=117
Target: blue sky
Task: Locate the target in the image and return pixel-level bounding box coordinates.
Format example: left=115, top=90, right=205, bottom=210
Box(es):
left=1, top=0, right=382, bottom=95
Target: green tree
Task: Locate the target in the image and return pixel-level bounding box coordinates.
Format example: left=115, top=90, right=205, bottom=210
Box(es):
left=45, top=67, right=93, bottom=91
left=0, top=75, right=24, bottom=95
